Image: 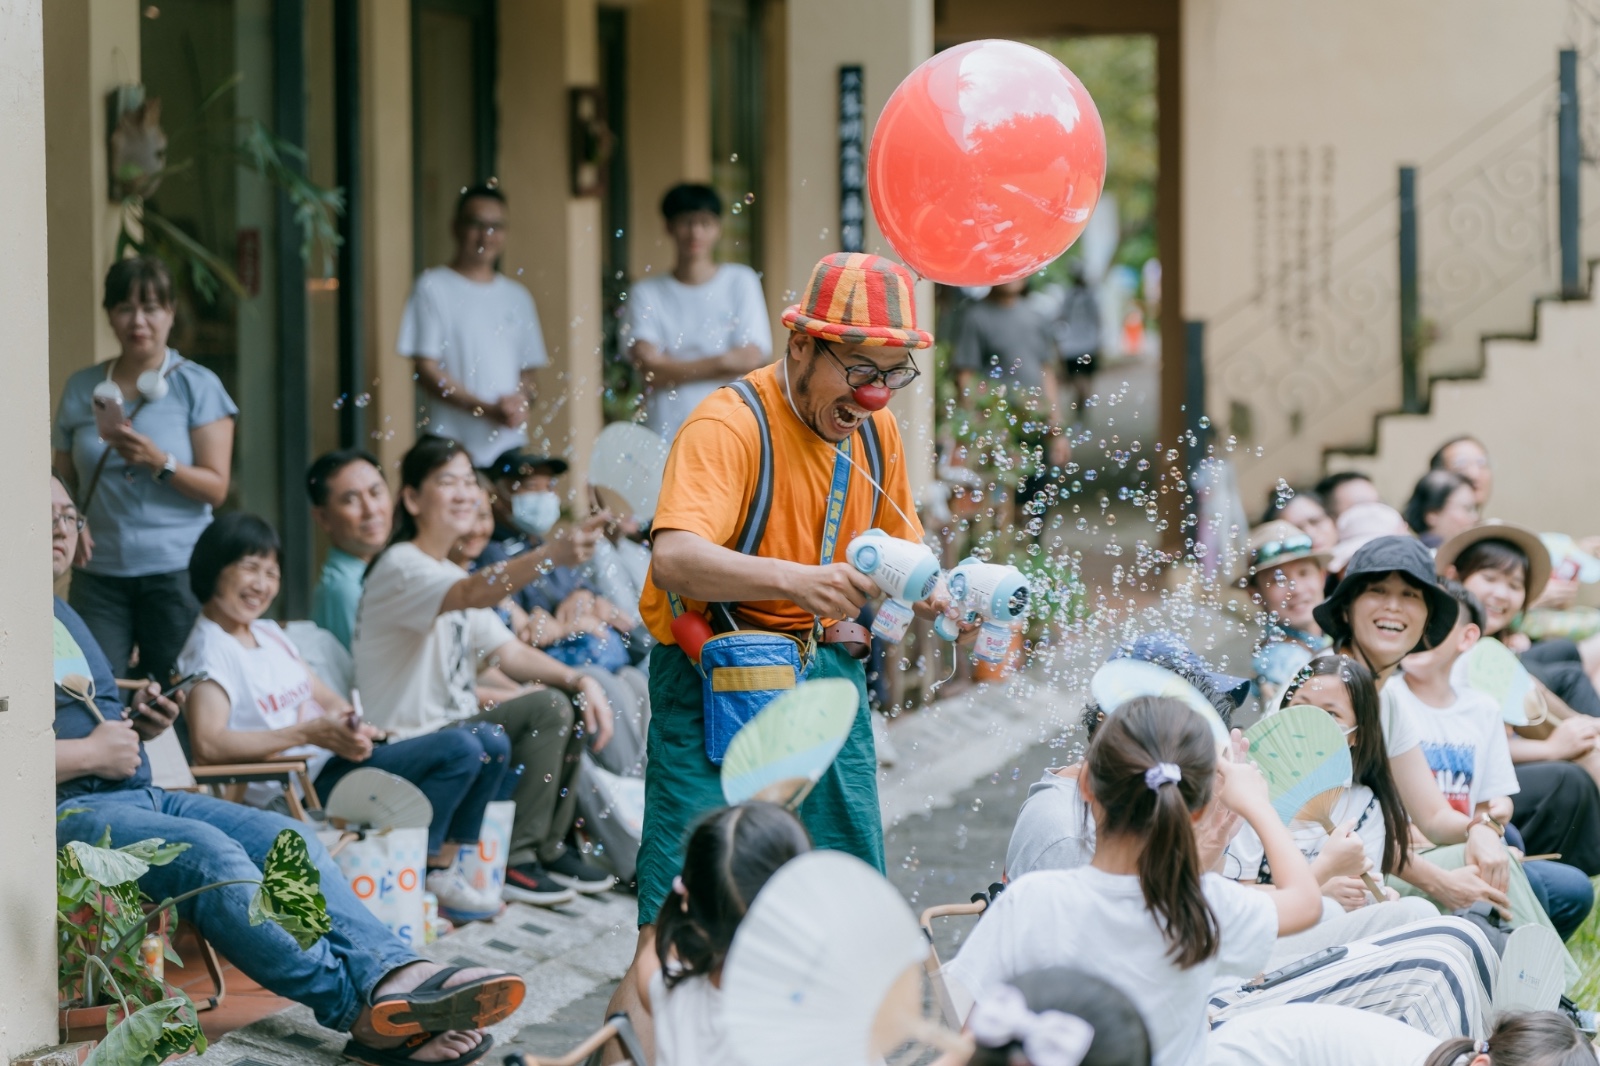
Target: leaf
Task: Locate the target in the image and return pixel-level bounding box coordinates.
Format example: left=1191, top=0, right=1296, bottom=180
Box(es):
left=85, top=997, right=204, bottom=1066
left=140, top=209, right=247, bottom=299
left=119, top=838, right=191, bottom=867
left=248, top=829, right=330, bottom=950
left=57, top=806, right=88, bottom=823
left=63, top=840, right=150, bottom=887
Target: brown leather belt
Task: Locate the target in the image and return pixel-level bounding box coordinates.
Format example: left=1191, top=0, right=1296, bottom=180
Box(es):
left=821, top=620, right=872, bottom=659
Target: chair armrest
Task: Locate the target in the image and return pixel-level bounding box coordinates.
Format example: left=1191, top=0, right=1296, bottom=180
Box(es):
left=190, top=758, right=310, bottom=782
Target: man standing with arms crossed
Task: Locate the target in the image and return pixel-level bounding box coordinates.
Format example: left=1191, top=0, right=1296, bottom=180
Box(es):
left=606, top=253, right=965, bottom=1047
left=401, top=183, right=549, bottom=466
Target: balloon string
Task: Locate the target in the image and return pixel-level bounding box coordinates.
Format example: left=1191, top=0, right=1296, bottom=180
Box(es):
left=928, top=642, right=959, bottom=696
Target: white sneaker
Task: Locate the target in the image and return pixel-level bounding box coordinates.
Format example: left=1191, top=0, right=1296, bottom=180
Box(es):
left=425, top=867, right=502, bottom=923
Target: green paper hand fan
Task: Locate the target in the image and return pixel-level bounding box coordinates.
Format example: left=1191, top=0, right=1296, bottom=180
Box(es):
left=1090, top=658, right=1231, bottom=748
left=721, top=679, right=860, bottom=808
left=1461, top=637, right=1542, bottom=726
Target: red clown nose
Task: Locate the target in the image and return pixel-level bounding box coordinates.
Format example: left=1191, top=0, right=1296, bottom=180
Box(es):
left=853, top=384, right=891, bottom=411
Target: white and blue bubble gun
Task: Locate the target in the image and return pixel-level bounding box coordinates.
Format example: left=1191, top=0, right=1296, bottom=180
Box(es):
left=845, top=529, right=942, bottom=644
left=934, top=557, right=1031, bottom=663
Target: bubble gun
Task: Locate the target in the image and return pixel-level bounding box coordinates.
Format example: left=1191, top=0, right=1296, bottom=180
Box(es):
left=845, top=529, right=942, bottom=643
left=934, top=558, right=1030, bottom=663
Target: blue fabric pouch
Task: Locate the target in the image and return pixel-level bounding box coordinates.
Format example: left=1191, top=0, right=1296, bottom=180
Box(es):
left=699, top=630, right=810, bottom=765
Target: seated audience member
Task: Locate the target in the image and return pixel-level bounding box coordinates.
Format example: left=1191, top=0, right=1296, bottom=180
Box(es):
left=451, top=480, right=648, bottom=778
left=177, top=512, right=510, bottom=923
left=308, top=448, right=392, bottom=649
left=954, top=697, right=1501, bottom=1056
left=1244, top=521, right=1332, bottom=710
left=1312, top=537, right=1523, bottom=906
left=49, top=474, right=521, bottom=1065
left=636, top=802, right=810, bottom=1065
left=353, top=434, right=616, bottom=903
left=1327, top=502, right=1411, bottom=578
left=480, top=448, right=640, bottom=668
left=926, top=968, right=1153, bottom=1066
left=1431, top=434, right=1493, bottom=512
left=1210, top=1007, right=1589, bottom=1066
left=1404, top=468, right=1480, bottom=548
left=1437, top=524, right=1600, bottom=874
left=1314, top=470, right=1381, bottom=520
left=1261, top=485, right=1338, bottom=554
left=1395, top=580, right=1594, bottom=939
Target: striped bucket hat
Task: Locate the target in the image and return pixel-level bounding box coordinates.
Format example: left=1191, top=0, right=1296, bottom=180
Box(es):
left=781, top=252, right=933, bottom=349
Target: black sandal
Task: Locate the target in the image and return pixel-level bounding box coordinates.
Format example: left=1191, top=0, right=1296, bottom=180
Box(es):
left=367, top=966, right=525, bottom=1037
left=343, top=1031, right=495, bottom=1066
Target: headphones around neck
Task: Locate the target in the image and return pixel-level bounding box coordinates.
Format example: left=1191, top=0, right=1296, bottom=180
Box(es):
left=102, top=350, right=183, bottom=403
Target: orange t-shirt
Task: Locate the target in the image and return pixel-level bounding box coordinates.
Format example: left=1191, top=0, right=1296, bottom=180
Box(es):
left=640, top=362, right=924, bottom=644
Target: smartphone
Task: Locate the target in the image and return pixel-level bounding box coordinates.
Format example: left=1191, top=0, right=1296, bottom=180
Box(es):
left=1243, top=945, right=1348, bottom=991
left=158, top=671, right=208, bottom=701
left=92, top=383, right=128, bottom=441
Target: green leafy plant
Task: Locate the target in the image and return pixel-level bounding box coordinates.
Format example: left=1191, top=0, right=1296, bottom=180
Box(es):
left=58, top=819, right=330, bottom=1065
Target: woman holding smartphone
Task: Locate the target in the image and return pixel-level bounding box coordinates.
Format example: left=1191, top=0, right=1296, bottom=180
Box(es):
left=176, top=513, right=511, bottom=924
left=52, top=256, right=237, bottom=686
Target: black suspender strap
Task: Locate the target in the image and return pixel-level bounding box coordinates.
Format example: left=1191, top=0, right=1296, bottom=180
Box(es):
left=727, top=379, right=775, bottom=556
left=859, top=415, right=885, bottom=529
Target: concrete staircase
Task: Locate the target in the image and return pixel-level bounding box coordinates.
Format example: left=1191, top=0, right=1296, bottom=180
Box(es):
left=1327, top=280, right=1600, bottom=534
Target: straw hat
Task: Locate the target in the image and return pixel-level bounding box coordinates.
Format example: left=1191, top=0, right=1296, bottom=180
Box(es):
left=1435, top=520, right=1552, bottom=606
left=1245, top=520, right=1331, bottom=579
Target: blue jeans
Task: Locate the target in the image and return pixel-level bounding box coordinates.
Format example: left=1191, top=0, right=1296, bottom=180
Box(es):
left=1507, top=821, right=1594, bottom=940
left=315, top=723, right=510, bottom=855
left=57, top=787, right=419, bottom=1032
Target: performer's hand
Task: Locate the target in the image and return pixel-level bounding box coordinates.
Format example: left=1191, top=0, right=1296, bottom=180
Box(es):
left=788, top=562, right=876, bottom=620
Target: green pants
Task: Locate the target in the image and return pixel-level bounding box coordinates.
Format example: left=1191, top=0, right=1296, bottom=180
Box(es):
left=636, top=642, right=884, bottom=923
left=1391, top=844, right=1582, bottom=991
left=469, top=688, right=584, bottom=867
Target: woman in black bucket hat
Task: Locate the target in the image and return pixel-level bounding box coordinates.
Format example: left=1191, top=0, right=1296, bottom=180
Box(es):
left=1310, top=535, right=1518, bottom=912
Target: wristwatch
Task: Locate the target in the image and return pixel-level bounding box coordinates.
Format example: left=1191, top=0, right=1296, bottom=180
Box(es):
left=1468, top=811, right=1505, bottom=838
left=154, top=452, right=178, bottom=483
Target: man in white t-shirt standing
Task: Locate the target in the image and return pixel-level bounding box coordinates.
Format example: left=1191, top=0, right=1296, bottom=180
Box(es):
left=625, top=183, right=772, bottom=440
left=400, top=184, right=550, bottom=465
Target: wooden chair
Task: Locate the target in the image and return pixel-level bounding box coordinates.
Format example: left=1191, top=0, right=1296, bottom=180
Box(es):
left=503, top=1013, right=648, bottom=1066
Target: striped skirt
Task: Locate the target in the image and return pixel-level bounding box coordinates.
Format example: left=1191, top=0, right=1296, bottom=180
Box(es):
left=1208, top=917, right=1497, bottom=1040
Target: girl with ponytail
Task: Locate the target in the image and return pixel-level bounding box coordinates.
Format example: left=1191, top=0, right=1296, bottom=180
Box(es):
left=945, top=697, right=1322, bottom=1066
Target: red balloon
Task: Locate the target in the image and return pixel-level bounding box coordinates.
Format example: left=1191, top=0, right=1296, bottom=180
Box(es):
left=868, top=40, right=1107, bottom=287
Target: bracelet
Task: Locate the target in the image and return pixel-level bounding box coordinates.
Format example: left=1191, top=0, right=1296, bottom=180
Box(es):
left=1468, top=812, right=1505, bottom=838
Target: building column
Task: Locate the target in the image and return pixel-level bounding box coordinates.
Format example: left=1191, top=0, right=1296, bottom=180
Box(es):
left=359, top=0, right=415, bottom=477
left=778, top=0, right=936, bottom=504
left=626, top=0, right=710, bottom=279
left=42, top=0, right=142, bottom=409
left=500, top=0, right=604, bottom=492
left=1, top=1, right=66, bottom=1056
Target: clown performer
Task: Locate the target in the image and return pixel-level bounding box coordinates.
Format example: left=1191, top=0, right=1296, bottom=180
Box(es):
left=606, top=253, right=973, bottom=1039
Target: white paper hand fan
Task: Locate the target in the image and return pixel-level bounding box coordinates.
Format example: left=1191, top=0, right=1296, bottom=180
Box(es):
left=723, top=851, right=933, bottom=1066
left=1090, top=658, right=1230, bottom=747
left=323, top=768, right=434, bottom=831
left=720, top=679, right=859, bottom=807
left=588, top=422, right=670, bottom=521
left=1461, top=637, right=1542, bottom=726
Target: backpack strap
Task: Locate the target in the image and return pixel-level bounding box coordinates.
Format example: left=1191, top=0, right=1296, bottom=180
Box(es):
left=727, top=379, right=775, bottom=556
left=859, top=414, right=885, bottom=529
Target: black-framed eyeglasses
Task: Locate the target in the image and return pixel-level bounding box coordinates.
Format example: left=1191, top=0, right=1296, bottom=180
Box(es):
left=816, top=339, right=920, bottom=391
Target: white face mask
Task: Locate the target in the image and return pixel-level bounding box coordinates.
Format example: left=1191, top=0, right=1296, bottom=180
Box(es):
left=512, top=491, right=561, bottom=536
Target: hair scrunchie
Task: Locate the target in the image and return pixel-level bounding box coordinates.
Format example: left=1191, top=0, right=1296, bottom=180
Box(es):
left=1143, top=762, right=1181, bottom=790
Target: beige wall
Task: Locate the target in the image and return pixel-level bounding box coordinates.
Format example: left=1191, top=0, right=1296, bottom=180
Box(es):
left=500, top=0, right=605, bottom=494
left=43, top=0, right=141, bottom=410
left=1183, top=0, right=1578, bottom=513
left=1, top=1, right=66, bottom=1055
left=626, top=0, right=711, bottom=280
left=779, top=0, right=936, bottom=503
left=361, top=0, right=416, bottom=479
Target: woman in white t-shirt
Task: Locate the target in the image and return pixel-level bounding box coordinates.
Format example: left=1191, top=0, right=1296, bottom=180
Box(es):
left=625, top=183, right=773, bottom=441
left=946, top=696, right=1324, bottom=1066
left=178, top=513, right=510, bottom=923
left=352, top=435, right=619, bottom=903
left=634, top=802, right=811, bottom=1065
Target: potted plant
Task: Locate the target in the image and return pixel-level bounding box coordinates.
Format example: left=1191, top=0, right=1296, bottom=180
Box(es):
left=57, top=815, right=330, bottom=1064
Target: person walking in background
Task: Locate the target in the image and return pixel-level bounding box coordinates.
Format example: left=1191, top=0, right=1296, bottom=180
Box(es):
left=625, top=183, right=772, bottom=441
left=1050, top=260, right=1101, bottom=416
left=401, top=183, right=549, bottom=467
left=53, top=255, right=237, bottom=684
left=307, top=448, right=392, bottom=650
